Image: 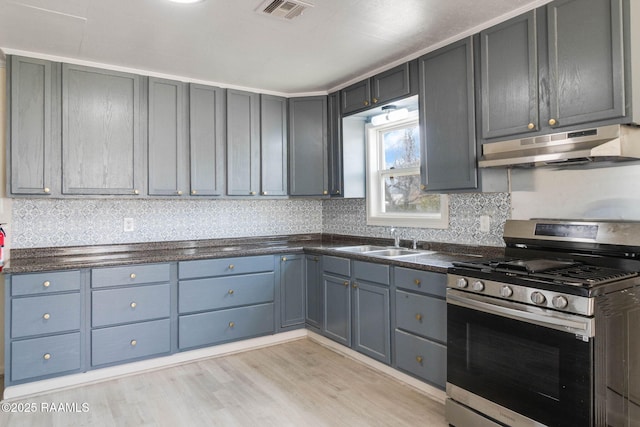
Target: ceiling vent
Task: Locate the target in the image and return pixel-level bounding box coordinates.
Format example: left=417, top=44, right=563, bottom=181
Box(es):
left=256, top=0, right=313, bottom=20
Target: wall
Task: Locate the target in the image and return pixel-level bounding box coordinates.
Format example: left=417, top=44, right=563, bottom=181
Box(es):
left=323, top=193, right=510, bottom=247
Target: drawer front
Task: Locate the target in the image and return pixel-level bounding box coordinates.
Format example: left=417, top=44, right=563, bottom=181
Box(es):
left=11, top=293, right=81, bottom=338
left=395, top=330, right=446, bottom=388
left=179, top=303, right=274, bottom=349
left=11, top=332, right=81, bottom=382
left=354, top=261, right=390, bottom=286
left=92, top=284, right=171, bottom=327
left=322, top=256, right=351, bottom=277
left=395, top=267, right=446, bottom=297
left=179, top=255, right=274, bottom=279
left=91, top=319, right=171, bottom=366
left=395, top=290, right=446, bottom=343
left=179, top=272, right=274, bottom=314
left=11, top=270, right=81, bottom=296
left=92, top=263, right=170, bottom=288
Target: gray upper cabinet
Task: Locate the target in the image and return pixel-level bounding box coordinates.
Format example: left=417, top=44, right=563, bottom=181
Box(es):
left=260, top=95, right=288, bottom=196
left=148, top=77, right=187, bottom=197
left=480, top=10, right=539, bottom=139
left=546, top=0, right=625, bottom=129
left=61, top=64, right=143, bottom=196
left=419, top=37, right=477, bottom=192
left=189, top=84, right=226, bottom=197
left=341, top=61, right=417, bottom=116
left=289, top=96, right=328, bottom=196
left=226, top=89, right=260, bottom=196
left=8, top=56, right=59, bottom=196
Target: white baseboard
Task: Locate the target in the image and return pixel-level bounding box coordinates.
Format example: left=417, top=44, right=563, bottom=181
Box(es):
left=2, top=330, right=307, bottom=401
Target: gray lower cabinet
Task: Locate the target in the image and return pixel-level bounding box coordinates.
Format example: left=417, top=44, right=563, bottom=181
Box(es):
left=177, top=255, right=276, bottom=349
left=189, top=84, right=226, bottom=196
left=419, top=36, right=477, bottom=192
left=304, top=254, right=323, bottom=331
left=393, top=267, right=447, bottom=389
left=322, top=256, right=391, bottom=364
left=226, top=89, right=260, bottom=196
left=5, top=270, right=83, bottom=385
left=61, top=63, right=143, bottom=196
left=148, top=77, right=187, bottom=196
left=278, top=254, right=305, bottom=330
left=90, top=263, right=172, bottom=367
left=288, top=96, right=329, bottom=196
left=7, top=56, right=59, bottom=196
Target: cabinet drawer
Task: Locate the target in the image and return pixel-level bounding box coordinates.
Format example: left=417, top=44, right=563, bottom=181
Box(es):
left=11, top=332, right=81, bottom=382
left=394, top=267, right=446, bottom=297
left=354, top=261, right=390, bottom=286
left=179, top=255, right=274, bottom=279
left=395, top=290, right=446, bottom=343
left=179, top=272, right=274, bottom=314
left=322, top=256, right=350, bottom=277
left=91, top=319, right=170, bottom=366
left=11, top=293, right=81, bottom=338
left=179, top=303, right=274, bottom=349
left=92, top=284, right=171, bottom=327
left=11, top=270, right=81, bottom=296
left=92, top=263, right=170, bottom=288
left=395, top=330, right=446, bottom=388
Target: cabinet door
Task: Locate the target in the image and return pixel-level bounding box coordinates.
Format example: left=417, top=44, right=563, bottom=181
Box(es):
left=547, top=0, right=625, bottom=128
left=371, top=62, right=413, bottom=106
left=61, top=64, right=142, bottom=195
left=341, top=79, right=371, bottom=115
left=289, top=96, right=328, bottom=196
left=327, top=92, right=343, bottom=196
left=353, top=281, right=390, bottom=364
left=323, top=273, right=351, bottom=346
left=8, top=56, right=58, bottom=196
left=279, top=255, right=305, bottom=329
left=480, top=10, right=539, bottom=139
left=227, top=89, right=260, bottom=196
left=189, top=84, right=226, bottom=196
left=260, top=95, right=288, bottom=196
left=148, top=77, right=187, bottom=196
left=305, top=254, right=322, bottom=330
left=419, top=37, right=477, bottom=192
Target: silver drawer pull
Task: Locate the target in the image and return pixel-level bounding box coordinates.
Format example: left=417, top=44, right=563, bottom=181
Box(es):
left=130, top=340, right=137, bottom=346
left=43, top=353, right=51, bottom=360
left=43, top=313, right=51, bottom=320
left=130, top=273, right=136, bottom=279
left=43, top=281, right=51, bottom=288
left=228, top=289, right=234, bottom=295
left=416, top=356, right=423, bottom=364
left=228, top=321, right=235, bottom=328
left=130, top=302, right=137, bottom=309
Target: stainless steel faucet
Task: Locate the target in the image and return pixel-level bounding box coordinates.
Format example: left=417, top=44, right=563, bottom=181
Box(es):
left=390, top=227, right=400, bottom=248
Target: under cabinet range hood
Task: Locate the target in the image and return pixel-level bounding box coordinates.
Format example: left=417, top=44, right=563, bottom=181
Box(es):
left=479, top=124, right=640, bottom=168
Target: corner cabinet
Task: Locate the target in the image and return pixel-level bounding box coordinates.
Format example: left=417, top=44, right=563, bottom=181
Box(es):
left=278, top=254, right=305, bottom=331
left=7, top=56, right=59, bottom=196
left=304, top=254, right=323, bottom=332
left=288, top=96, right=329, bottom=196
left=419, top=36, right=477, bottom=192
left=61, top=64, right=144, bottom=196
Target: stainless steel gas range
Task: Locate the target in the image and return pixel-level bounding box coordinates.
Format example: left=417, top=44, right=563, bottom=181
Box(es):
left=445, top=219, right=640, bottom=427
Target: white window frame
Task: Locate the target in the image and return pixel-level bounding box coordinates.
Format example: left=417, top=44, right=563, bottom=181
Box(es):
left=365, top=111, right=449, bottom=229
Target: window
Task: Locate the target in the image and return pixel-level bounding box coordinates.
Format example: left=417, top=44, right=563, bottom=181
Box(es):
left=366, top=111, right=448, bottom=228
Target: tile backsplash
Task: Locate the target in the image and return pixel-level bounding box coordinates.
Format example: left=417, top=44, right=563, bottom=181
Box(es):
left=10, top=193, right=510, bottom=248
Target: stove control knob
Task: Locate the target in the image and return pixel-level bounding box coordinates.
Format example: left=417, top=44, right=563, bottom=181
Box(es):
left=500, top=286, right=513, bottom=298
left=456, top=278, right=468, bottom=289
left=531, top=291, right=547, bottom=305
left=552, top=295, right=569, bottom=309
left=472, top=281, right=485, bottom=292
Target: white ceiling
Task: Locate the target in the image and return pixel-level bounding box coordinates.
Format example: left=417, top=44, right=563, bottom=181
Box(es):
left=0, top=0, right=550, bottom=95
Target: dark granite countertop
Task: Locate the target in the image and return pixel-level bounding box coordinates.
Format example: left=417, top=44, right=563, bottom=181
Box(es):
left=4, top=234, right=505, bottom=274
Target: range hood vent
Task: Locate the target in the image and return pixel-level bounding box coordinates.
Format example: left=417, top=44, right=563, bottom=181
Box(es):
left=256, top=0, right=313, bottom=20
left=479, top=124, right=640, bottom=168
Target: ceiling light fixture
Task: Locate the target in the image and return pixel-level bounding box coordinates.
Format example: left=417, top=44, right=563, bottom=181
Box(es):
left=370, top=105, right=409, bottom=126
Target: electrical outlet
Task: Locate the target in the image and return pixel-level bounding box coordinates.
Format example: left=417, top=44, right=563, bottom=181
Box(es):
left=123, top=218, right=134, bottom=232
left=479, top=215, right=491, bottom=233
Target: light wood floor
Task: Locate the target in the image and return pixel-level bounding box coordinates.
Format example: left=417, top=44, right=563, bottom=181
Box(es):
left=0, top=338, right=447, bottom=426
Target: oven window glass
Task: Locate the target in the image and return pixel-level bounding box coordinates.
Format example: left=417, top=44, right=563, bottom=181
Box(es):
left=448, top=304, right=592, bottom=426
left=470, top=324, right=560, bottom=401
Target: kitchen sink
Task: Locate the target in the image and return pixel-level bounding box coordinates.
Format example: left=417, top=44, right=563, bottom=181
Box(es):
left=334, top=245, right=437, bottom=259
left=335, top=245, right=387, bottom=253
left=365, top=249, right=424, bottom=257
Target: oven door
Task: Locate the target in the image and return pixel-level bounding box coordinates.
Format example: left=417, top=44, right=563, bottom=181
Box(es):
left=447, top=288, right=594, bottom=427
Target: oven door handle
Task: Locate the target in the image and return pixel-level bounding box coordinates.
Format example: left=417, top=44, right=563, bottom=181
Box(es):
left=447, top=289, right=594, bottom=338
